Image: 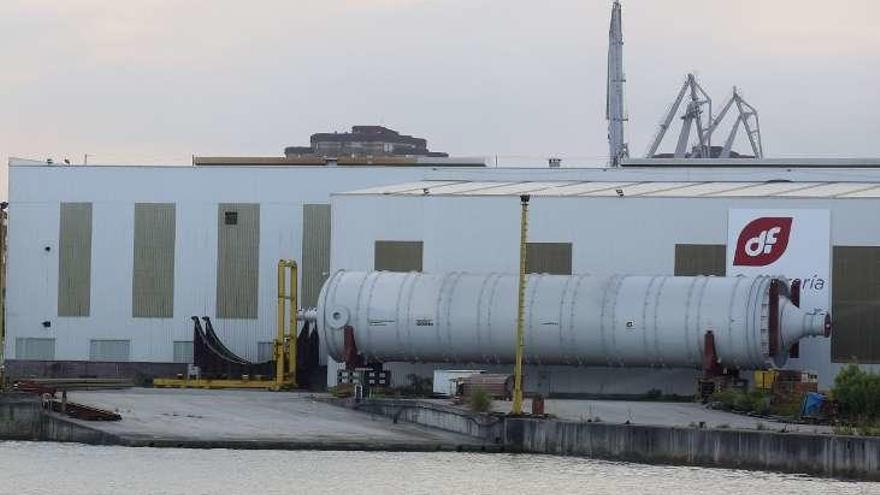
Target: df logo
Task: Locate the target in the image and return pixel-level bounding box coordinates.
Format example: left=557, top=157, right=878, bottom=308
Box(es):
left=733, top=217, right=793, bottom=266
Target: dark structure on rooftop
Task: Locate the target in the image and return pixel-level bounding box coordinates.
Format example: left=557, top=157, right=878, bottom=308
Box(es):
left=285, top=126, right=448, bottom=159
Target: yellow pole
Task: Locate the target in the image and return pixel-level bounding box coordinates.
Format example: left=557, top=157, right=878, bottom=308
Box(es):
left=275, top=260, right=286, bottom=389
left=288, top=261, right=298, bottom=387
left=513, top=194, right=530, bottom=415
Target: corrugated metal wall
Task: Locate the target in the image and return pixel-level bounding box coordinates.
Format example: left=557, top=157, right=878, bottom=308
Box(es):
left=89, top=339, right=130, bottom=361
left=374, top=241, right=423, bottom=272
left=301, top=204, right=331, bottom=308
left=173, top=341, right=193, bottom=363
left=832, top=246, right=880, bottom=363
left=526, top=242, right=573, bottom=275
left=58, top=203, right=92, bottom=317
left=132, top=203, right=176, bottom=318
left=674, top=244, right=727, bottom=276
left=216, top=204, right=260, bottom=319
left=15, top=338, right=55, bottom=360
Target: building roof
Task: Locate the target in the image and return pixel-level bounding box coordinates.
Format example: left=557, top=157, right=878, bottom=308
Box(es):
left=340, top=180, right=880, bottom=199
left=191, top=156, right=484, bottom=167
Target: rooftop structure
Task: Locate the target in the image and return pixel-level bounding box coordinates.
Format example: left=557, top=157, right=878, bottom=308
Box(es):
left=284, top=125, right=448, bottom=159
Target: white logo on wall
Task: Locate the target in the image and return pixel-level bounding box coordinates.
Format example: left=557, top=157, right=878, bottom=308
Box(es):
left=727, top=209, right=831, bottom=313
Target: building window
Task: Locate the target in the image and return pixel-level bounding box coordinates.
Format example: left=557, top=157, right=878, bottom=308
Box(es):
left=374, top=241, right=423, bottom=272
left=257, top=341, right=274, bottom=363
left=15, top=338, right=55, bottom=360
left=832, top=247, right=880, bottom=363
left=173, top=341, right=193, bottom=364
left=89, top=340, right=131, bottom=362
left=224, top=211, right=238, bottom=226
left=526, top=242, right=573, bottom=275
left=674, top=244, right=726, bottom=276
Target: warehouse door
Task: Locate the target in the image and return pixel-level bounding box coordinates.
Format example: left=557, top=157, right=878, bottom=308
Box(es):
left=832, top=246, right=880, bottom=363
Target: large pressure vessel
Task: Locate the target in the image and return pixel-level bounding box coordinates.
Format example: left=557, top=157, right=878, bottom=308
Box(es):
left=316, top=271, right=830, bottom=370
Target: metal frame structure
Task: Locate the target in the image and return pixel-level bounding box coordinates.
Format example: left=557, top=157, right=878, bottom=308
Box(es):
left=646, top=74, right=763, bottom=159
left=153, top=259, right=299, bottom=391
left=512, top=195, right=529, bottom=415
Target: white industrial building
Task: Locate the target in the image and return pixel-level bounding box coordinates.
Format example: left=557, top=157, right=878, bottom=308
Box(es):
left=329, top=163, right=880, bottom=392
left=5, top=159, right=880, bottom=394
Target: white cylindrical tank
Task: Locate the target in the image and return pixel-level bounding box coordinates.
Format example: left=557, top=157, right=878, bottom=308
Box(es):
left=316, top=271, right=829, bottom=370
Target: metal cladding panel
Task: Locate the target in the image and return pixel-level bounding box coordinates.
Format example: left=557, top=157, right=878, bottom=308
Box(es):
left=301, top=204, right=331, bottom=308
left=132, top=203, right=176, bottom=318
left=535, top=182, right=637, bottom=196
left=58, top=202, right=92, bottom=317
left=838, top=186, right=880, bottom=198
left=831, top=246, right=880, bottom=363
left=216, top=203, right=260, bottom=319
left=173, top=341, right=193, bottom=363
left=476, top=182, right=576, bottom=195
left=318, top=271, right=827, bottom=369
left=15, top=338, right=55, bottom=360
left=89, top=339, right=130, bottom=361
left=674, top=244, right=726, bottom=276
left=526, top=242, right=573, bottom=275
left=346, top=181, right=462, bottom=195
left=374, top=241, right=423, bottom=272
left=776, top=183, right=877, bottom=198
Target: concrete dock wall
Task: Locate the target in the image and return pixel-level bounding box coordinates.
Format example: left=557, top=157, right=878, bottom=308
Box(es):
left=0, top=394, right=122, bottom=445
left=353, top=399, right=880, bottom=480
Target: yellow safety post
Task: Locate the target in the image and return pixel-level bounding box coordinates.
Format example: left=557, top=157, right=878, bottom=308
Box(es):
left=274, top=259, right=299, bottom=391
left=287, top=260, right=298, bottom=387
left=275, top=261, right=287, bottom=390
left=513, top=194, right=530, bottom=415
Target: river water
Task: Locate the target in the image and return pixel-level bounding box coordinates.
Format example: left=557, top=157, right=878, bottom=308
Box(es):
left=0, top=442, right=877, bottom=494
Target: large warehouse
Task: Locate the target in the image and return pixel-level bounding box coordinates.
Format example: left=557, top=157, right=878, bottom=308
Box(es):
left=4, top=158, right=880, bottom=394
left=329, top=163, right=880, bottom=392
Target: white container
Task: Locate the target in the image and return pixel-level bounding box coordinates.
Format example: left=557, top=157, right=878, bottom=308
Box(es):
left=432, top=370, right=485, bottom=397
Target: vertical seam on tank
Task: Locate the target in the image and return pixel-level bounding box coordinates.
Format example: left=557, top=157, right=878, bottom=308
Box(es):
left=693, top=276, right=711, bottom=365
left=363, top=272, right=382, bottom=361
left=394, top=272, right=407, bottom=360
left=569, top=274, right=588, bottom=366
left=641, top=276, right=658, bottom=368
left=527, top=274, right=541, bottom=365
left=323, top=270, right=344, bottom=358
left=559, top=274, right=575, bottom=365
left=444, top=272, right=464, bottom=362
left=726, top=275, right=745, bottom=369
left=683, top=276, right=698, bottom=366
left=476, top=273, right=493, bottom=357
left=652, top=276, right=668, bottom=367
left=434, top=272, right=451, bottom=362
left=400, top=272, right=417, bottom=361
left=599, top=275, right=618, bottom=366
left=744, top=276, right=762, bottom=367
left=486, top=274, right=502, bottom=363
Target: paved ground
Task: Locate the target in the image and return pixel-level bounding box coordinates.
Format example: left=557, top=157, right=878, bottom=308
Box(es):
left=491, top=398, right=833, bottom=434
left=68, top=389, right=483, bottom=447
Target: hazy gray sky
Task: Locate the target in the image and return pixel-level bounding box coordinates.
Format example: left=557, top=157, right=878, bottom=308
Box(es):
left=2, top=0, right=879, bottom=176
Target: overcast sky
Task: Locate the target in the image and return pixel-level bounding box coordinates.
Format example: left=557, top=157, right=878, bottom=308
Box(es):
left=1, top=0, right=879, bottom=182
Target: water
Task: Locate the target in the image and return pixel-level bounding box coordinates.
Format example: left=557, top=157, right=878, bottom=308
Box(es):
left=0, top=442, right=876, bottom=495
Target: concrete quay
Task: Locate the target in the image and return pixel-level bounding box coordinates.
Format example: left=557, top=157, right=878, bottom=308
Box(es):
left=0, top=389, right=491, bottom=452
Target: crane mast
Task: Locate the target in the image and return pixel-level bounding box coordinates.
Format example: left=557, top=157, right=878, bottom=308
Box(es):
left=606, top=0, right=628, bottom=167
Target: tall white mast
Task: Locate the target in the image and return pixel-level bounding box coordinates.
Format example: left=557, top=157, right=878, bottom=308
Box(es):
left=606, top=0, right=628, bottom=167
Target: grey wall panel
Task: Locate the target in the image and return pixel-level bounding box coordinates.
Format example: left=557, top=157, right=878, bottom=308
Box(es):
left=374, top=241, right=423, bottom=272
left=58, top=203, right=92, bottom=316
left=132, top=203, right=176, bottom=318
left=302, top=204, right=331, bottom=308
left=674, top=244, right=726, bottom=276
left=173, top=341, right=193, bottom=363
left=832, top=246, right=880, bottom=363
left=89, top=339, right=130, bottom=361
left=216, top=204, right=260, bottom=319
left=526, top=242, right=573, bottom=275
left=257, top=341, right=274, bottom=363
left=15, top=338, right=55, bottom=360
